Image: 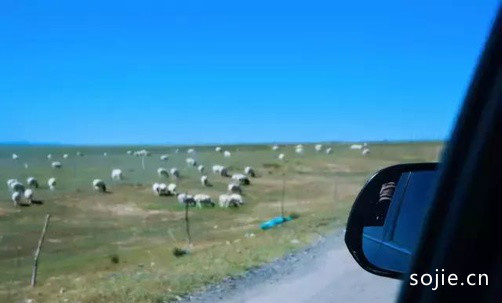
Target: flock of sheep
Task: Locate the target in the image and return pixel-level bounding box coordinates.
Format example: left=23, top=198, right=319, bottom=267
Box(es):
left=5, top=143, right=370, bottom=208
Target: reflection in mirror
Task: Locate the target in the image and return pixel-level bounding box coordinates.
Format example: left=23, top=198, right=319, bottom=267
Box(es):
left=362, top=170, right=439, bottom=273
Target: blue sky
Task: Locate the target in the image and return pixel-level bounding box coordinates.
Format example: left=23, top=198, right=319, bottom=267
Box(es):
left=0, top=1, right=499, bottom=145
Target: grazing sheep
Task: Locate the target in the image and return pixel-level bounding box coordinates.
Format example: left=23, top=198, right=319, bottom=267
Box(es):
left=51, top=161, right=62, bottom=169
left=27, top=177, right=39, bottom=188
left=244, top=166, right=256, bottom=177
left=134, top=149, right=150, bottom=157
left=186, top=158, right=197, bottom=167
left=232, top=174, right=250, bottom=185
left=194, top=194, right=215, bottom=208
left=126, top=150, right=133, bottom=155
left=229, top=193, right=244, bottom=206
left=11, top=192, right=22, bottom=206
left=315, top=144, right=323, bottom=152
left=170, top=168, right=180, bottom=178
left=167, top=183, right=177, bottom=195
left=219, top=193, right=244, bottom=207
left=177, top=193, right=196, bottom=206
left=103, top=152, right=108, bottom=157
left=92, top=179, right=106, bottom=192
left=157, top=168, right=169, bottom=178
left=63, top=154, right=69, bottom=159
left=295, top=146, right=304, bottom=154
left=197, top=165, right=205, bottom=173
left=212, top=165, right=229, bottom=177
left=350, top=144, right=363, bottom=150
left=111, top=169, right=123, bottom=181
left=325, top=147, right=332, bottom=154
left=215, top=146, right=222, bottom=152
left=160, top=154, right=169, bottom=161
left=24, top=163, right=29, bottom=169
left=201, top=175, right=210, bottom=187
left=228, top=183, right=241, bottom=193
left=278, top=153, right=285, bottom=160
left=223, top=150, right=231, bottom=158
left=24, top=189, right=33, bottom=205
left=76, top=151, right=84, bottom=156
left=47, top=154, right=52, bottom=159
left=47, top=178, right=57, bottom=190
left=362, top=148, right=371, bottom=155
left=12, top=153, right=19, bottom=160
left=272, top=145, right=279, bottom=151
left=187, top=148, right=195, bottom=154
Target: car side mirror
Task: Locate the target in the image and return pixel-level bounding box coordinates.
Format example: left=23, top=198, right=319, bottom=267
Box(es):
left=345, top=163, right=439, bottom=279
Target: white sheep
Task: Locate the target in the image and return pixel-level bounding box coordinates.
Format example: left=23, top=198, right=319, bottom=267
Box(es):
left=24, top=163, right=29, bottom=169
left=76, top=151, right=84, bottom=156
left=27, top=177, right=39, bottom=188
left=232, top=174, right=250, bottom=185
left=212, top=165, right=229, bottom=177
left=201, top=175, right=210, bottom=187
left=160, top=154, right=169, bottom=161
left=278, top=153, right=285, bottom=160
left=47, top=154, right=52, bottom=159
left=51, top=161, right=62, bottom=169
left=325, top=147, right=332, bottom=154
left=215, top=146, right=222, bottom=152
left=362, top=148, right=371, bottom=155
left=244, top=166, right=256, bottom=177
left=295, top=146, right=304, bottom=154
left=228, top=183, right=241, bottom=193
left=63, top=154, right=69, bottom=159
left=350, top=144, right=363, bottom=150
left=198, top=165, right=205, bottom=173
left=229, top=193, right=244, bottom=206
left=315, top=144, right=323, bottom=152
left=92, top=179, right=106, bottom=192
left=170, top=168, right=180, bottom=178
left=186, top=158, right=197, bottom=167
left=157, top=167, right=169, bottom=178
left=48, top=178, right=56, bottom=190
left=272, top=145, right=279, bottom=151
left=167, top=183, right=177, bottom=195
left=223, top=150, right=231, bottom=158
left=177, top=193, right=196, bottom=206
left=194, top=194, right=215, bottom=208
left=24, top=189, right=33, bottom=205
left=187, top=148, right=195, bottom=154
left=103, top=152, right=108, bottom=157
left=12, top=153, right=19, bottom=160
left=218, top=193, right=244, bottom=207
left=126, top=150, right=133, bottom=155
left=111, top=169, right=123, bottom=181
left=11, top=192, right=22, bottom=206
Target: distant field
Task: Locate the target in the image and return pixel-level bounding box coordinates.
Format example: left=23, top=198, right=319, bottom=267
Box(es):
left=0, top=142, right=442, bottom=303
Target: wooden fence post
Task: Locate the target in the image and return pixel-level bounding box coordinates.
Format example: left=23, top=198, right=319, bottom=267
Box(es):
left=31, top=214, right=51, bottom=287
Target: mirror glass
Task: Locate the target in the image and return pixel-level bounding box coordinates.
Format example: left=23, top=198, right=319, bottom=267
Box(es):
left=362, top=169, right=439, bottom=273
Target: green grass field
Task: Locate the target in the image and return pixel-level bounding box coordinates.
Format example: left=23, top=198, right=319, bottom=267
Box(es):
left=0, top=142, right=442, bottom=303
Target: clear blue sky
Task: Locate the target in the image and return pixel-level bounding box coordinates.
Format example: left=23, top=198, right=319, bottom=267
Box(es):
left=0, top=1, right=499, bottom=145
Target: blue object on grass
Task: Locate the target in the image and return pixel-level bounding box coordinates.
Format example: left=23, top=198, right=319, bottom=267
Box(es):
left=260, top=216, right=294, bottom=230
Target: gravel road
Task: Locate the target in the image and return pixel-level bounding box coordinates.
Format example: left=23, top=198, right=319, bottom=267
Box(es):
left=180, top=230, right=401, bottom=303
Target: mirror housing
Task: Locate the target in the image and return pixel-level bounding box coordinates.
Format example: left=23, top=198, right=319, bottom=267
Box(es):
left=345, top=162, right=438, bottom=279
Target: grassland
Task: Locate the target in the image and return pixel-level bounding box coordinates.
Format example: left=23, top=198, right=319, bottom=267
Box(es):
left=0, top=142, right=442, bottom=303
